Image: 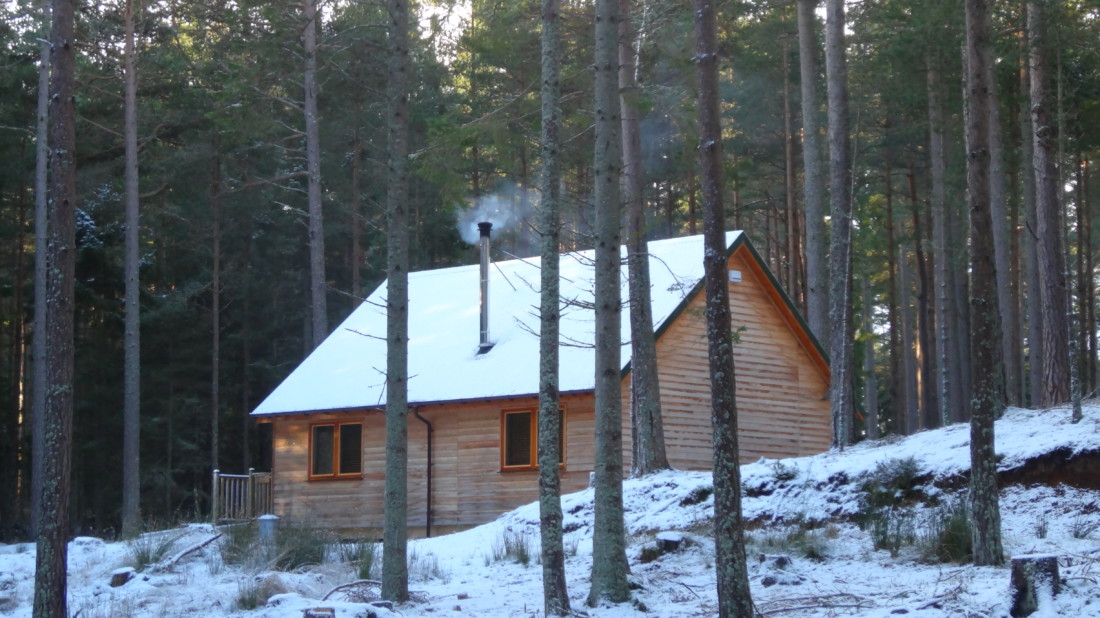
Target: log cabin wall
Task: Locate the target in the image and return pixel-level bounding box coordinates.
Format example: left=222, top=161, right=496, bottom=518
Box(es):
left=266, top=244, right=829, bottom=535
left=267, top=393, right=595, bottom=535
left=620, top=246, right=831, bottom=471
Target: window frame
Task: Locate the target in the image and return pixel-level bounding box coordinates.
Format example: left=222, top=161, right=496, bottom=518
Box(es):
left=308, top=421, right=363, bottom=480
left=499, top=406, right=567, bottom=471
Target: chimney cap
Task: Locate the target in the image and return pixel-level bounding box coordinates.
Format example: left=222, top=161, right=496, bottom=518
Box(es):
left=477, top=221, right=493, bottom=236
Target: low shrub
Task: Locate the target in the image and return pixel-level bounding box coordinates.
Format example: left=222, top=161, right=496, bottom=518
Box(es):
left=491, top=529, right=534, bottom=567
left=127, top=529, right=184, bottom=572
left=918, top=498, right=972, bottom=563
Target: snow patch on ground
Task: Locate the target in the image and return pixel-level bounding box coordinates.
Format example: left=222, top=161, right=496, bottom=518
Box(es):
left=2, top=402, right=1099, bottom=617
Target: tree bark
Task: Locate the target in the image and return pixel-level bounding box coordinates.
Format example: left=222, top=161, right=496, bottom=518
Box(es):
left=695, top=2, right=754, bottom=616
left=965, top=0, right=1005, bottom=567
left=1028, top=0, right=1070, bottom=406
left=783, top=37, right=802, bottom=310
left=1018, top=20, right=1042, bottom=407
left=304, top=0, right=327, bottom=349
left=797, top=0, right=828, bottom=344
left=210, top=158, right=222, bottom=478
left=908, top=165, right=938, bottom=428
left=31, top=3, right=51, bottom=542
left=621, top=0, right=669, bottom=477
left=988, top=51, right=1021, bottom=407
left=34, top=0, right=77, bottom=614
left=588, top=0, right=630, bottom=605
left=862, top=281, right=879, bottom=440
left=382, top=0, right=411, bottom=603
left=825, top=0, right=854, bottom=447
left=121, top=0, right=142, bottom=538
left=537, top=0, right=570, bottom=614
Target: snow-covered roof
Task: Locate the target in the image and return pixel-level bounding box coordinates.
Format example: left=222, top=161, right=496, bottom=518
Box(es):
left=252, top=231, right=744, bottom=416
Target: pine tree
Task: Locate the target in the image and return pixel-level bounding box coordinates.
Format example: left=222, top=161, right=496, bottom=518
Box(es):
left=620, top=0, right=669, bottom=477
left=964, top=0, right=1005, bottom=567
left=537, top=0, right=570, bottom=614
left=382, top=0, right=411, bottom=603
left=121, top=0, right=142, bottom=538
left=694, top=1, right=754, bottom=615
left=825, top=0, right=854, bottom=447
left=588, top=0, right=630, bottom=605
left=34, top=0, right=77, bottom=614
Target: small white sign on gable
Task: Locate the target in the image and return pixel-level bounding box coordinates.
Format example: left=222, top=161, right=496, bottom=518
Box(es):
left=728, top=270, right=742, bottom=283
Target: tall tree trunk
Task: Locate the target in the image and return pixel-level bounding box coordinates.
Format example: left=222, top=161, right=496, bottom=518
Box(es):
left=825, top=0, right=855, bottom=447
left=909, top=166, right=938, bottom=428
left=886, top=149, right=916, bottom=433
left=621, top=0, right=669, bottom=477
left=965, top=0, right=1005, bottom=567
left=884, top=164, right=901, bottom=433
left=210, top=160, right=222, bottom=478
left=34, top=0, right=77, bottom=614
left=121, top=0, right=142, bottom=538
left=797, top=0, right=828, bottom=344
left=695, top=2, right=754, bottom=615
left=537, top=0, right=570, bottom=614
left=988, top=52, right=1021, bottom=407
left=1083, top=160, right=1097, bottom=394
left=351, top=121, right=363, bottom=306
left=688, top=171, right=697, bottom=235
left=928, top=47, right=954, bottom=428
left=783, top=37, right=801, bottom=309
left=588, top=0, right=630, bottom=605
left=1028, top=0, right=1070, bottom=406
left=1019, top=26, right=1042, bottom=407
left=382, top=0, right=411, bottom=603
left=31, top=5, right=51, bottom=542
left=304, top=0, right=327, bottom=349
left=1071, top=156, right=1086, bottom=423
left=862, top=281, right=879, bottom=440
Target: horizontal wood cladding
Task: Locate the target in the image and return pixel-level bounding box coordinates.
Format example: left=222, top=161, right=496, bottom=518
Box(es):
left=271, top=395, right=595, bottom=532
left=269, top=243, right=829, bottom=532
left=622, top=248, right=830, bottom=471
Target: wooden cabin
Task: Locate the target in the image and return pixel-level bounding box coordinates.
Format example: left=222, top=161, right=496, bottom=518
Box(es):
left=250, top=231, right=830, bottom=536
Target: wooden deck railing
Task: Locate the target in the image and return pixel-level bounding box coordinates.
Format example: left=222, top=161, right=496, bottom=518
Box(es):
left=211, top=468, right=273, bottom=523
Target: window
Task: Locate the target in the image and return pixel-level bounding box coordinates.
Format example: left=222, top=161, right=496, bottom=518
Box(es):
left=310, top=422, right=362, bottom=479
left=501, top=408, right=565, bottom=470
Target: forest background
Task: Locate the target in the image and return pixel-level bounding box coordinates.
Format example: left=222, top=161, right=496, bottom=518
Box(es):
left=0, top=0, right=1097, bottom=540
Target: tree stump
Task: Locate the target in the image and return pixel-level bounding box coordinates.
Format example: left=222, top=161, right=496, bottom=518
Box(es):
left=1010, top=554, right=1060, bottom=617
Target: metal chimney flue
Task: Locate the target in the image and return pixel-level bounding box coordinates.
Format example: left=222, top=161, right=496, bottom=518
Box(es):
left=477, top=221, right=493, bottom=354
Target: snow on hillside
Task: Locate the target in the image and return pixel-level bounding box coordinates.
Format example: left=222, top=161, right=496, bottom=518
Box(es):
left=2, top=402, right=1098, bottom=617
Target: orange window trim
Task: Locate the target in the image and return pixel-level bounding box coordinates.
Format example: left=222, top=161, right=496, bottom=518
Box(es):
left=308, top=421, right=363, bottom=480
left=500, top=406, right=567, bottom=471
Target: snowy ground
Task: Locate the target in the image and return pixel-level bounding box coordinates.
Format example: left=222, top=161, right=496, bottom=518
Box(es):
left=2, top=402, right=1099, bottom=617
